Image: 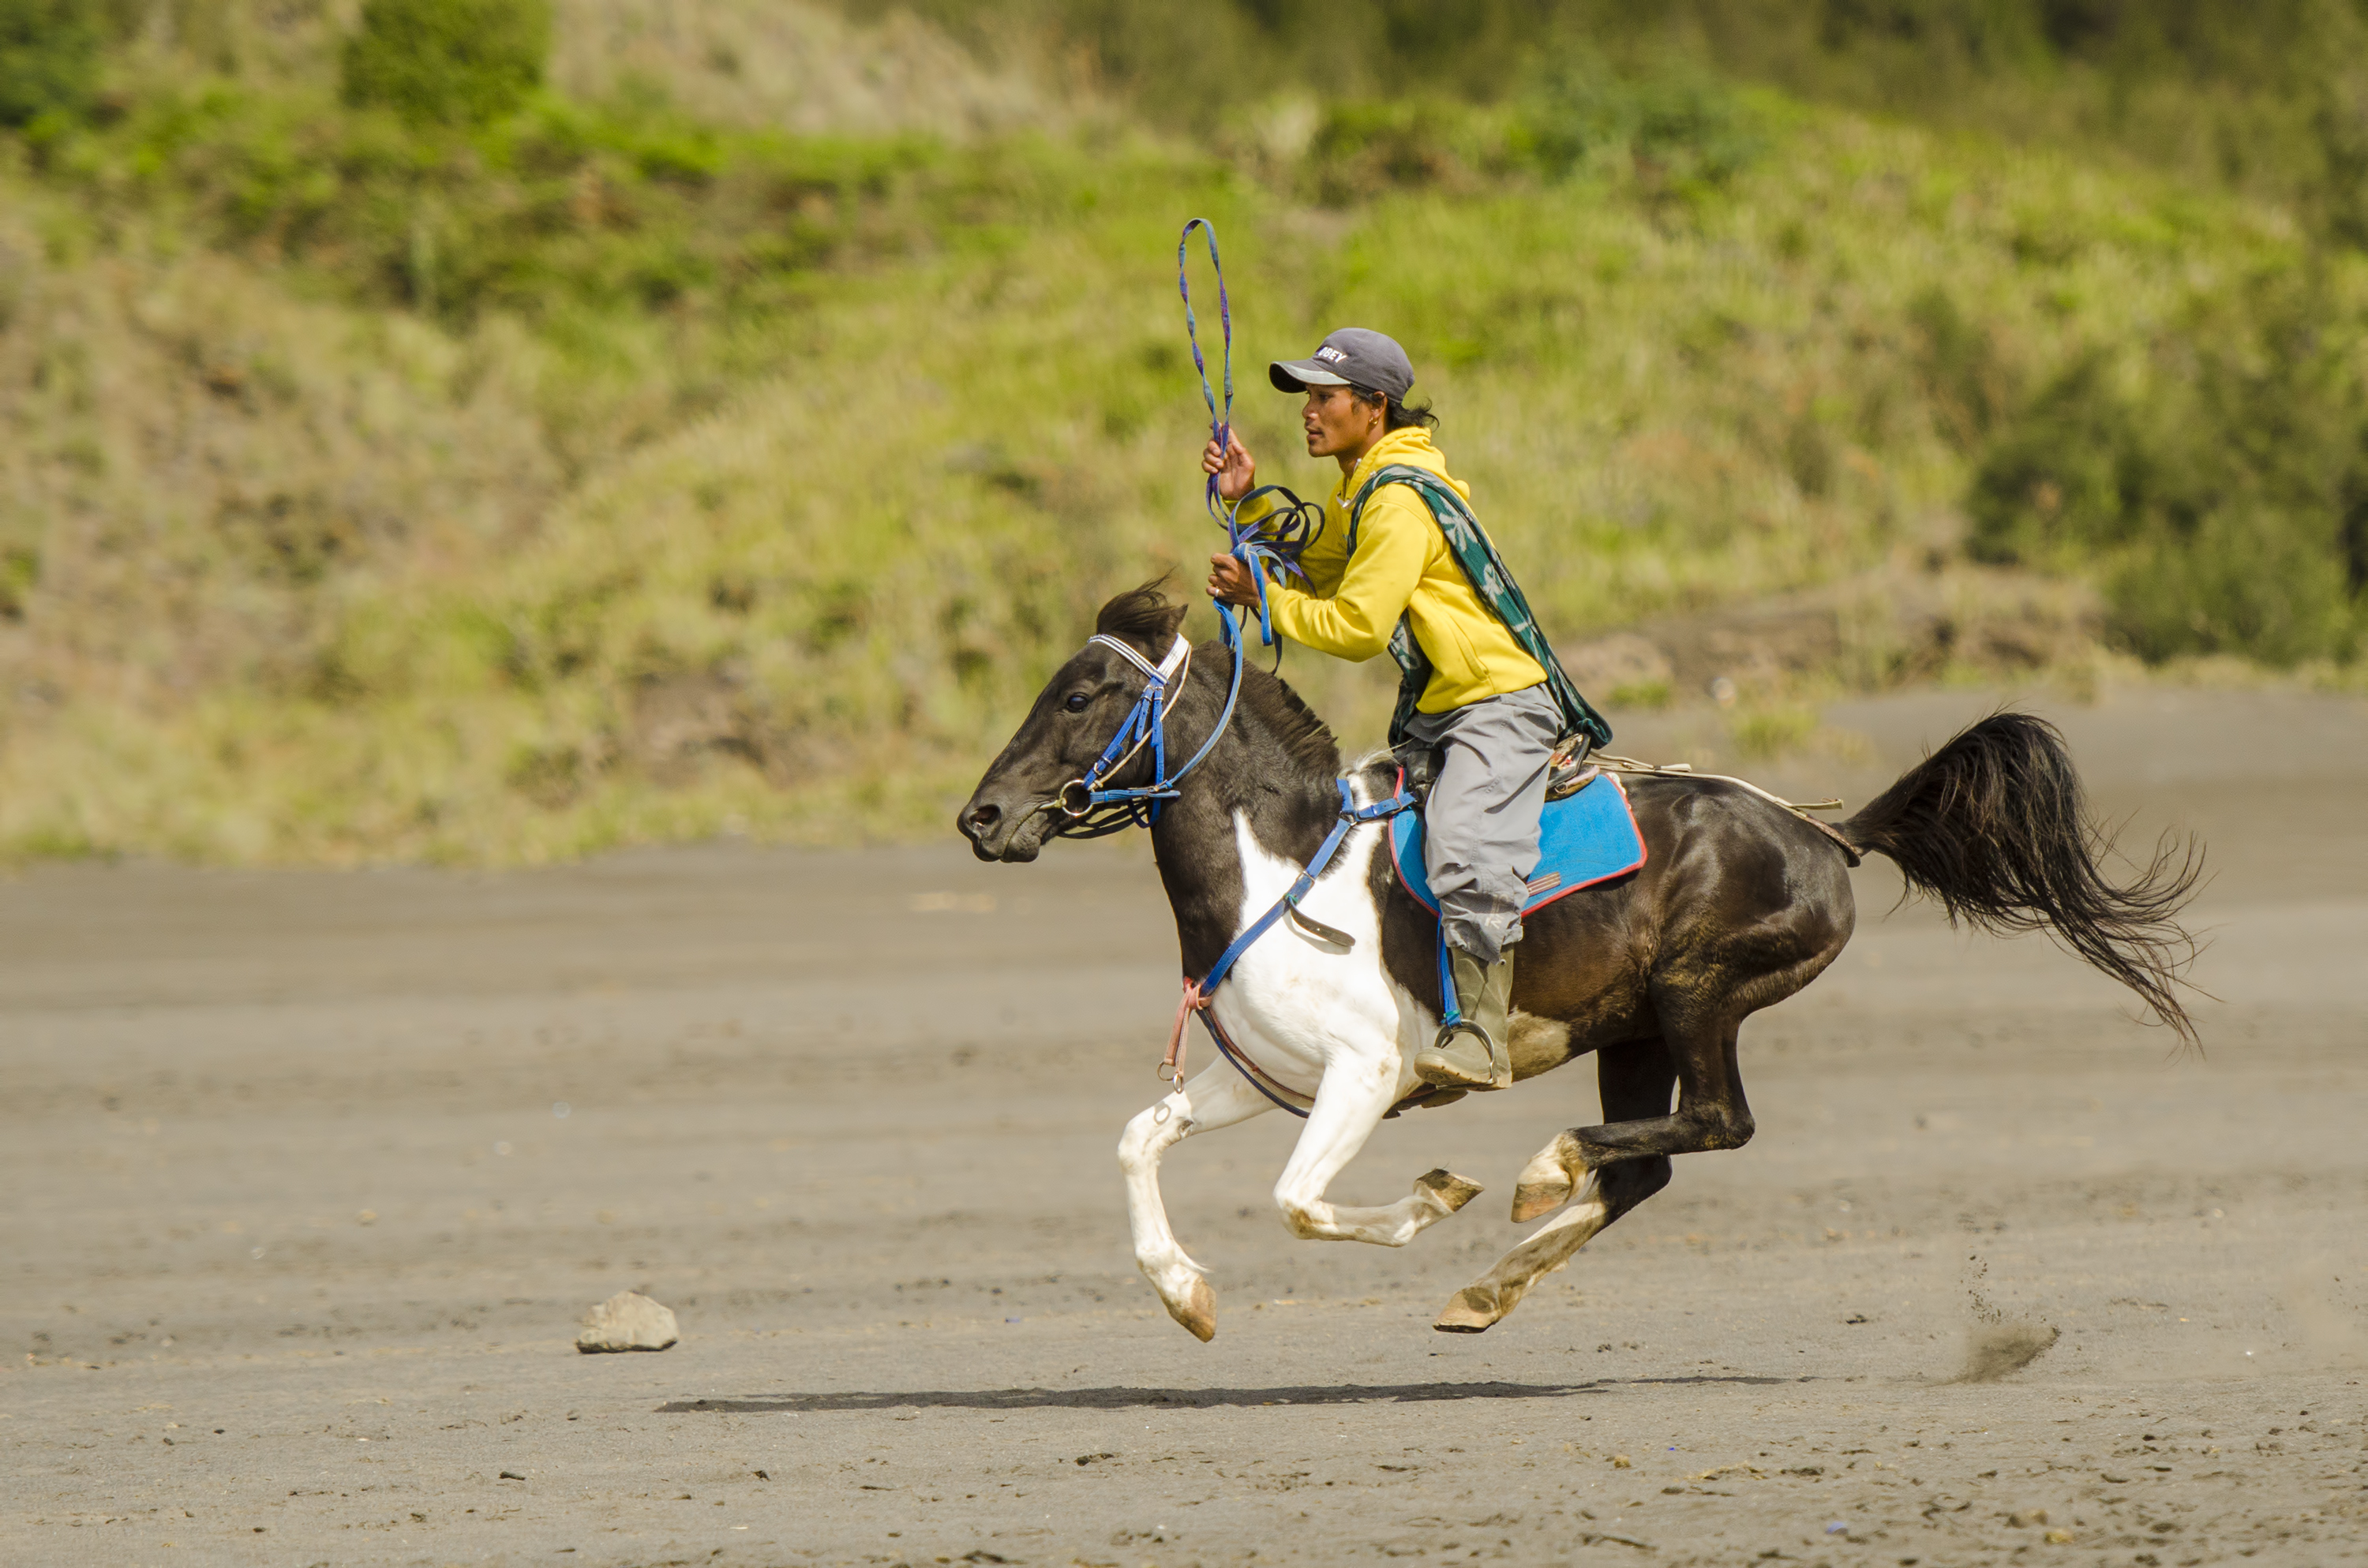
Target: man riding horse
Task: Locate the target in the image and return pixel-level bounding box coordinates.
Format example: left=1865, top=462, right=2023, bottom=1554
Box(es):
left=1202, top=327, right=1606, bottom=1095
left=963, top=305, right=2195, bottom=1339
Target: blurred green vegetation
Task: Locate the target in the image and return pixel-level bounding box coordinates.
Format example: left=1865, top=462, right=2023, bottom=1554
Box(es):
left=342, top=0, right=551, bottom=128
left=0, top=0, right=106, bottom=128
left=0, top=0, right=2362, bottom=863
left=904, top=0, right=2368, bottom=226
left=34, top=69, right=959, bottom=325
left=1969, top=272, right=2368, bottom=664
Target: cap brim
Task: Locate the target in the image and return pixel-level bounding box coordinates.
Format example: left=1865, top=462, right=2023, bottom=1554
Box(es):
left=1269, top=359, right=1351, bottom=393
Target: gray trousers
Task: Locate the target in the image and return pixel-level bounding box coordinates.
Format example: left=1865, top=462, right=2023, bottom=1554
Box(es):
left=1400, top=682, right=1561, bottom=966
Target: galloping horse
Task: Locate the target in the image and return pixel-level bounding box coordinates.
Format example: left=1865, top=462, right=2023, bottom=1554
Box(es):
left=957, top=585, right=2199, bottom=1339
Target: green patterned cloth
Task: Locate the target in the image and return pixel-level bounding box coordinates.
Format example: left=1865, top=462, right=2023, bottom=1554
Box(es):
left=1346, top=463, right=1613, bottom=751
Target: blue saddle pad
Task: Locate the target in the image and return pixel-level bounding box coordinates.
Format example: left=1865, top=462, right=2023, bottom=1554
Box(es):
left=1390, top=771, right=1647, bottom=918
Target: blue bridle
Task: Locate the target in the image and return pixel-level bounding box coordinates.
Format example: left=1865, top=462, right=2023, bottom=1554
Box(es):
left=1051, top=614, right=1246, bottom=836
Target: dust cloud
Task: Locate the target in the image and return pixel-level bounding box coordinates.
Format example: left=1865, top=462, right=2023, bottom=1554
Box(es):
left=1955, top=1321, right=2060, bottom=1382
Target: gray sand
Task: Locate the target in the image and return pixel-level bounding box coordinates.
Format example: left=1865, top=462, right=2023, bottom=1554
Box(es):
left=5, top=685, right=2365, bottom=1566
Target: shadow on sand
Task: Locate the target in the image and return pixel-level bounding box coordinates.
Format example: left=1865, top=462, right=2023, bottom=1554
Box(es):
left=658, top=1375, right=1810, bottom=1414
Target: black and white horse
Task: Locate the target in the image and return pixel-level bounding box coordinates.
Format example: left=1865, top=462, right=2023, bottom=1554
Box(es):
left=957, top=586, right=2199, bottom=1339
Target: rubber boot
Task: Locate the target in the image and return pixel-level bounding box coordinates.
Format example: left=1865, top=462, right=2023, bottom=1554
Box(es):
left=1414, top=946, right=1515, bottom=1091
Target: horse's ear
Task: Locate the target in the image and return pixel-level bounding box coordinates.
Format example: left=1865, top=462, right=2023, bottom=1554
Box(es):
left=1093, top=579, right=1189, bottom=659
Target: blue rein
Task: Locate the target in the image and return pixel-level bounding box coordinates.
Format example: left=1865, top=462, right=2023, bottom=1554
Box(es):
left=1180, top=215, right=1324, bottom=656
left=1200, top=779, right=1419, bottom=994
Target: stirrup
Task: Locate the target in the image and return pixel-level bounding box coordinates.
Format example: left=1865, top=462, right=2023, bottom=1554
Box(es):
left=1416, top=1020, right=1511, bottom=1091
left=1422, top=941, right=1515, bottom=1091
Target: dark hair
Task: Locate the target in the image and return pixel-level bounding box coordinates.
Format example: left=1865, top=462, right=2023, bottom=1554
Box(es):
left=1350, top=384, right=1439, bottom=432
left=1094, top=578, right=1188, bottom=653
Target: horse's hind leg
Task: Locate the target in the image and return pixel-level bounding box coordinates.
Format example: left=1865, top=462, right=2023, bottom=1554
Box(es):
left=1433, top=1039, right=1677, bottom=1333
left=1511, top=1005, right=1755, bottom=1222
left=1118, top=1065, right=1272, bottom=1342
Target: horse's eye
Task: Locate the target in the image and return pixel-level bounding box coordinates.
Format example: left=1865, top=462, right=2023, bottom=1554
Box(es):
left=1064, top=692, right=1090, bottom=713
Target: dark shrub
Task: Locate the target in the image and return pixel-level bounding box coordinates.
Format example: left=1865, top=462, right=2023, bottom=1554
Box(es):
left=1965, top=353, right=2150, bottom=568
left=1909, top=286, right=2015, bottom=450
left=341, top=0, right=553, bottom=128
left=1510, top=60, right=1764, bottom=188
left=1304, top=100, right=1470, bottom=205
left=1968, top=274, right=2367, bottom=664
left=0, top=0, right=102, bottom=128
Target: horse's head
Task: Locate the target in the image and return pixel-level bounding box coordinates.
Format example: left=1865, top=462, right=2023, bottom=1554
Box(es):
left=957, top=584, right=1192, bottom=863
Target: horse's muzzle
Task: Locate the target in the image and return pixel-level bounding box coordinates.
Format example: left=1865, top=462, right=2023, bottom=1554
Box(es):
left=956, top=795, right=1046, bottom=863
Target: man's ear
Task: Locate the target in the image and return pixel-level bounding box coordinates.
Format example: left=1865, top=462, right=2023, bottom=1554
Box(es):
left=1093, top=579, right=1190, bottom=660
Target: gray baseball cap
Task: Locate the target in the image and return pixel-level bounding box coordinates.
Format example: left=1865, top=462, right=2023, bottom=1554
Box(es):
left=1269, top=327, right=1414, bottom=400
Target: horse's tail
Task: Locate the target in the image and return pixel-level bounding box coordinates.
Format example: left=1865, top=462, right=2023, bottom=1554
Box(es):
left=1839, top=710, right=2205, bottom=1046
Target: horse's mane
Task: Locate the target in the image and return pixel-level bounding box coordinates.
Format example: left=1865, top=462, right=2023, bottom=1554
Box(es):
left=1095, top=582, right=1187, bottom=649
left=1092, top=583, right=1340, bottom=779
left=1233, top=661, right=1342, bottom=779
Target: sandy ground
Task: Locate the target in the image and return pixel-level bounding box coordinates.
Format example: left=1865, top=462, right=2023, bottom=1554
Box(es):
left=4, top=683, right=2366, bottom=1568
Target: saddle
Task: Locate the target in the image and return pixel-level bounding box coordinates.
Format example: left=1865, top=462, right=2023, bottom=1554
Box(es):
left=1390, top=734, right=1601, bottom=806
left=1387, top=737, right=1648, bottom=919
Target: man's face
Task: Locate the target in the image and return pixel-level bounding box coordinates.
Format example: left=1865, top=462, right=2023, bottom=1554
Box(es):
left=1301, top=384, right=1378, bottom=458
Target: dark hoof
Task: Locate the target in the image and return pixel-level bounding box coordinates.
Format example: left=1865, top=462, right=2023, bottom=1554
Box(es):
left=1414, top=1169, right=1484, bottom=1213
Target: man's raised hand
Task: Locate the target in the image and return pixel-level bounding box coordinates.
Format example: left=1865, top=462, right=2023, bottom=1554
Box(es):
left=1201, top=432, right=1256, bottom=503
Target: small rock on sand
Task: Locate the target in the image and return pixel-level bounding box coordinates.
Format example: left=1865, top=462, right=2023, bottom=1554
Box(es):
left=575, top=1291, right=679, bottom=1353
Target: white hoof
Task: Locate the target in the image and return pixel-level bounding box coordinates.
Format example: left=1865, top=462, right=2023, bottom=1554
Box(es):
left=1142, top=1259, right=1217, bottom=1342
left=1163, top=1274, right=1216, bottom=1342
left=1511, top=1132, right=1583, bottom=1222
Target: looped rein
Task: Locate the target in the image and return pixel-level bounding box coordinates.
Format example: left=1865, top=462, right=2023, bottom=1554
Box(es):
left=1178, top=216, right=1233, bottom=523
left=1179, top=215, right=1325, bottom=656
left=1050, top=217, right=1302, bottom=841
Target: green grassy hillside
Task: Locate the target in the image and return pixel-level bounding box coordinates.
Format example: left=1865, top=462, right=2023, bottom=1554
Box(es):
left=0, top=0, right=2361, bottom=863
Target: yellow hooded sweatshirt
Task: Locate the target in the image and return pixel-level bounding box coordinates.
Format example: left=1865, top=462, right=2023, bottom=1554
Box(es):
left=1238, top=427, right=1545, bottom=713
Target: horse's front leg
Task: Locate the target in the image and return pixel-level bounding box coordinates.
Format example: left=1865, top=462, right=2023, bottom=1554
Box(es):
left=1272, top=1054, right=1484, bottom=1245
left=1117, top=1065, right=1273, bottom=1342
